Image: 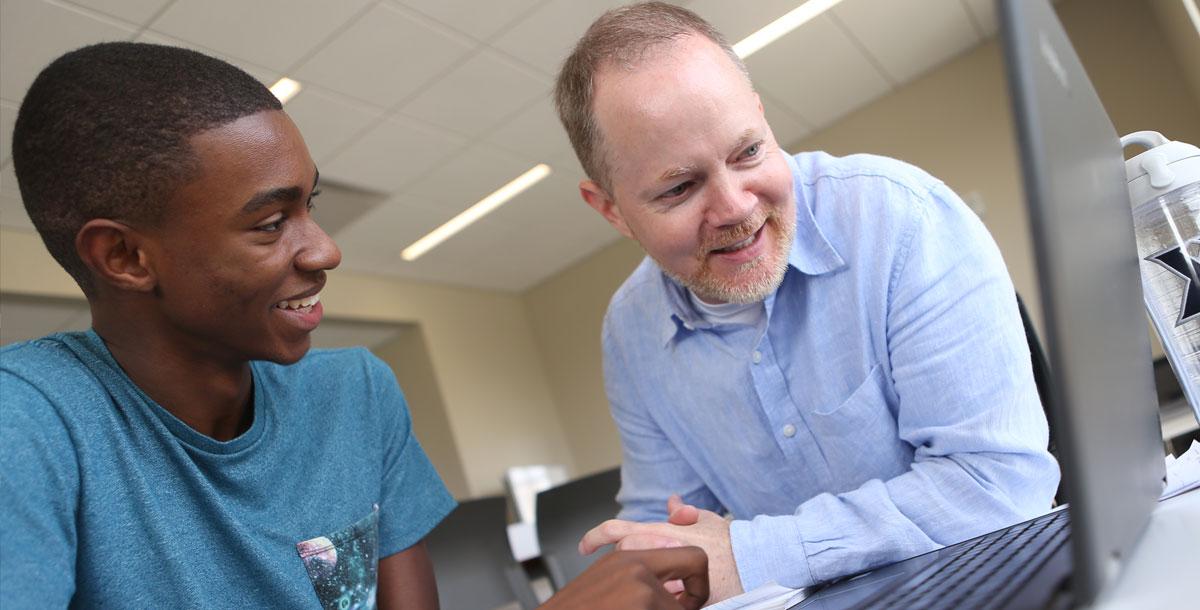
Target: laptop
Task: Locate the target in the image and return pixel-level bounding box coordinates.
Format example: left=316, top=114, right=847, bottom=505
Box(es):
left=788, top=0, right=1166, bottom=607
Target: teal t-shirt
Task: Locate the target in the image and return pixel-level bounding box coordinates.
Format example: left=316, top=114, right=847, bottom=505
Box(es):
left=0, top=330, right=456, bottom=609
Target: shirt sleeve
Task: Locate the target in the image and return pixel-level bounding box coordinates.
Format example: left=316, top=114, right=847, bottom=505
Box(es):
left=363, top=353, right=457, bottom=558
left=603, top=319, right=723, bottom=522
left=0, top=370, right=80, bottom=609
left=730, top=180, right=1061, bottom=589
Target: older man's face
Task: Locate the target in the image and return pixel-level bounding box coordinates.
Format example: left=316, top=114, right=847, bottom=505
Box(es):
left=580, top=35, right=795, bottom=304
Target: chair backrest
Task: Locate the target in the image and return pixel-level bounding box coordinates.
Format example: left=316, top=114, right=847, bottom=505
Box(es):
left=1016, top=291, right=1066, bottom=504
left=534, top=467, right=622, bottom=591
left=424, top=495, right=539, bottom=610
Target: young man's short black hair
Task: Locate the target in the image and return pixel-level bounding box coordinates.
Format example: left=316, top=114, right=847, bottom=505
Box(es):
left=11, top=41, right=282, bottom=295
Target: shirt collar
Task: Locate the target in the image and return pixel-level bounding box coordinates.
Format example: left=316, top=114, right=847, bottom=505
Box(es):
left=657, top=151, right=845, bottom=346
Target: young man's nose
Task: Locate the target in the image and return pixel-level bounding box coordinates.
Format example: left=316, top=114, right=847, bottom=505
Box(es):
left=297, top=219, right=342, bottom=272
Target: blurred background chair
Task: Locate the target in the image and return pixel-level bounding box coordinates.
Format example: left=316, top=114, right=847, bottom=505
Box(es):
left=1016, top=291, right=1066, bottom=505
left=534, top=466, right=622, bottom=591
left=424, top=495, right=539, bottom=610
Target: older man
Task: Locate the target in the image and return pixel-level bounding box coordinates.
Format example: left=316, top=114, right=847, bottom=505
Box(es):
left=554, top=2, right=1060, bottom=602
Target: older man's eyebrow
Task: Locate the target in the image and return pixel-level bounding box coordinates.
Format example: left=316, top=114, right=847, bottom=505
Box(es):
left=659, top=164, right=696, bottom=182
left=240, top=167, right=320, bottom=215
left=733, top=129, right=756, bottom=150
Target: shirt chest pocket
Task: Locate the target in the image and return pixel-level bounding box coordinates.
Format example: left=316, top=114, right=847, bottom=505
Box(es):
left=807, top=364, right=893, bottom=442
left=297, top=505, right=380, bottom=610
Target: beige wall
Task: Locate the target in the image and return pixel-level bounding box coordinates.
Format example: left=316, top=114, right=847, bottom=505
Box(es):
left=523, top=237, right=644, bottom=476
left=373, top=325, right=471, bottom=499
left=0, top=226, right=574, bottom=498
left=1150, top=0, right=1200, bottom=104
left=523, top=0, right=1200, bottom=470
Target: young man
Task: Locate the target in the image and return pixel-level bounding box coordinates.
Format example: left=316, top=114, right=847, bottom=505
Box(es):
left=554, top=3, right=1061, bottom=602
left=0, top=41, right=707, bottom=610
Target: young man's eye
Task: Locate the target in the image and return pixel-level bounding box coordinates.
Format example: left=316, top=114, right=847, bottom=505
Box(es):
left=307, top=188, right=322, bottom=211
left=256, top=215, right=285, bottom=232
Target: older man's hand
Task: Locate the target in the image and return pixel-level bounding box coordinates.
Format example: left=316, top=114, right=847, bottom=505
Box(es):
left=579, top=495, right=744, bottom=603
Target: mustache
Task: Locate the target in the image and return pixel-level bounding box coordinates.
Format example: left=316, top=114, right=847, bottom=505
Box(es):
left=698, top=207, right=770, bottom=256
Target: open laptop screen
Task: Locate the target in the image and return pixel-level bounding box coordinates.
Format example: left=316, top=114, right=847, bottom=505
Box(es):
left=998, top=0, right=1165, bottom=602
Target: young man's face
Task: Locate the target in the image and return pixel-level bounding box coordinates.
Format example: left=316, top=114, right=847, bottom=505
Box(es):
left=581, top=35, right=796, bottom=305
left=143, top=109, right=340, bottom=365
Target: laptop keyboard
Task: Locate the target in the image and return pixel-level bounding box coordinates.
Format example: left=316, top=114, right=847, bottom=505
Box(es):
left=860, top=508, right=1071, bottom=610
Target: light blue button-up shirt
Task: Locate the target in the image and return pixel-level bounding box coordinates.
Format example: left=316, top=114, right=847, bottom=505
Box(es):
left=602, top=151, right=1061, bottom=590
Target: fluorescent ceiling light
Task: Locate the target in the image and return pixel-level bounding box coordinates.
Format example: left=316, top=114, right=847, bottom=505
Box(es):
left=270, top=77, right=302, bottom=104
left=733, top=0, right=846, bottom=59
left=1185, top=0, right=1200, bottom=38
left=401, top=164, right=552, bottom=261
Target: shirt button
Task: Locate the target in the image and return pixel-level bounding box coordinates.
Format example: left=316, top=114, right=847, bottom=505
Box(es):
left=752, top=350, right=762, bottom=364
left=782, top=424, right=796, bottom=437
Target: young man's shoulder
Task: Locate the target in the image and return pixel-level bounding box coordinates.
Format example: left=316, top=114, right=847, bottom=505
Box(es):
left=1, top=331, right=107, bottom=396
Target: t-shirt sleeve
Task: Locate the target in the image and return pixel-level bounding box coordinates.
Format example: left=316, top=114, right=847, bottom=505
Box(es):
left=0, top=369, right=80, bottom=609
left=361, top=353, right=456, bottom=557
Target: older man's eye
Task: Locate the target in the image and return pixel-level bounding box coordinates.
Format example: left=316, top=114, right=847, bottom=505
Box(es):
left=741, top=143, right=760, bottom=159
left=663, top=182, right=690, bottom=198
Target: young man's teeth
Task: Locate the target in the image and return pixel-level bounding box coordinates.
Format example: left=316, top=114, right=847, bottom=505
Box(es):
left=276, top=293, right=320, bottom=312
left=717, top=234, right=755, bottom=253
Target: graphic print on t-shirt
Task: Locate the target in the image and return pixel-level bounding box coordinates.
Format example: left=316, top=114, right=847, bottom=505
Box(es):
left=297, top=505, right=380, bottom=610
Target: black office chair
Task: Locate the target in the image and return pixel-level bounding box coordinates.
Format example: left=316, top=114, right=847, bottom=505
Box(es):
left=1016, top=291, right=1067, bottom=505
left=534, top=466, right=622, bottom=592
left=424, top=495, right=540, bottom=610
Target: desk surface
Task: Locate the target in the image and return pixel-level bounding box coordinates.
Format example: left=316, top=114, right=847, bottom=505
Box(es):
left=1094, top=488, right=1200, bottom=608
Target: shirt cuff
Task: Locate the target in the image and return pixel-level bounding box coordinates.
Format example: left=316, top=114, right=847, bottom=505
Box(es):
left=729, top=514, right=816, bottom=590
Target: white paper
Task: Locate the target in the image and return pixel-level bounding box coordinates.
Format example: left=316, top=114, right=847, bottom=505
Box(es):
left=1161, top=439, right=1200, bottom=500
left=702, top=582, right=812, bottom=610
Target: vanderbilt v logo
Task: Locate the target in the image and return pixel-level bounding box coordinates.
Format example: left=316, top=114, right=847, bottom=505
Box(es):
left=1146, top=241, right=1200, bottom=326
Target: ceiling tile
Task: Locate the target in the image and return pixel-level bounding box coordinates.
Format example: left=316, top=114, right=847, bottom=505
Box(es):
left=482, top=93, right=578, bottom=166
left=0, top=0, right=137, bottom=103
left=310, top=181, right=388, bottom=237
left=401, top=144, right=542, bottom=213
left=387, top=0, right=545, bottom=42
left=293, top=3, right=475, bottom=109
left=334, top=196, right=450, bottom=263
left=64, top=0, right=171, bottom=25
left=746, top=14, right=892, bottom=129
left=686, top=0, right=809, bottom=43
left=479, top=168, right=590, bottom=228
left=401, top=49, right=551, bottom=139
left=759, top=92, right=814, bottom=151
left=1, top=101, right=19, bottom=166
left=488, top=0, right=623, bottom=77
left=963, top=0, right=999, bottom=38
left=134, top=30, right=280, bottom=86
left=148, top=0, right=374, bottom=72
left=833, top=0, right=982, bottom=84
left=320, top=115, right=467, bottom=193
left=282, top=87, right=385, bottom=165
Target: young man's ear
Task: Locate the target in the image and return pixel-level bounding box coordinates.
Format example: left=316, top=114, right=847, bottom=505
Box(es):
left=75, top=219, right=156, bottom=292
left=579, top=180, right=634, bottom=240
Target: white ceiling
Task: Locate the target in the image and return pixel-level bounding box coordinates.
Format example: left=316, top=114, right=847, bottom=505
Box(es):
left=0, top=0, right=1002, bottom=295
